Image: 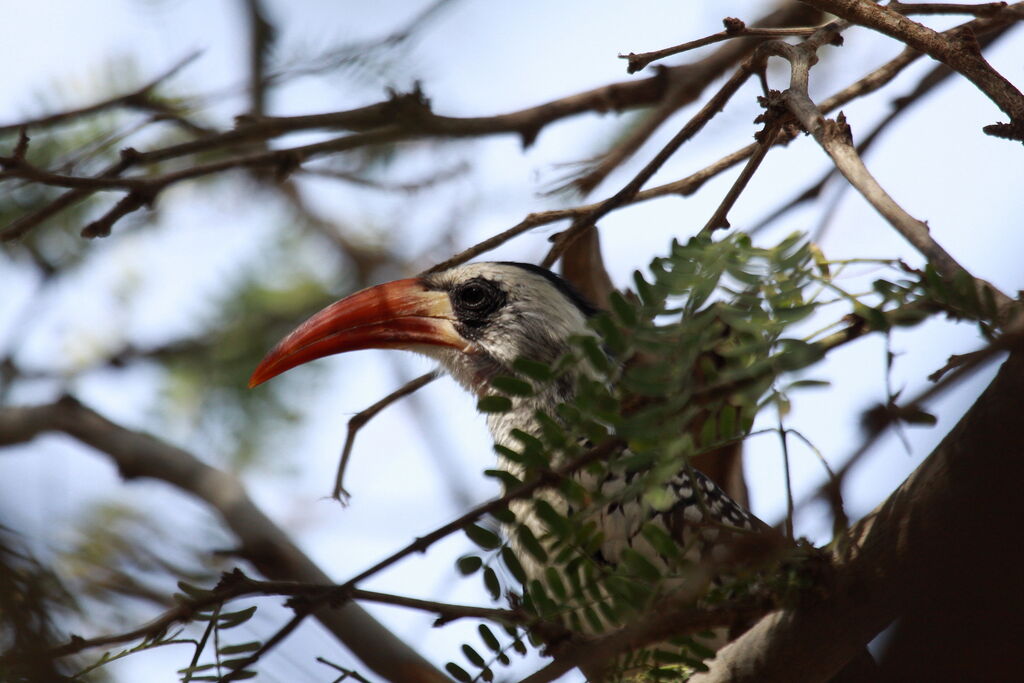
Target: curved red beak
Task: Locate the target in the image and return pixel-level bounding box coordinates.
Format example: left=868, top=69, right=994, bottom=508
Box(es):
left=248, top=278, right=463, bottom=388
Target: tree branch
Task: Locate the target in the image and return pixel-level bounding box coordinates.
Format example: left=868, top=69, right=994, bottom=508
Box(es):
left=0, top=396, right=447, bottom=683
left=621, top=16, right=823, bottom=74
left=0, top=52, right=200, bottom=136
left=800, top=0, right=1024, bottom=139
left=763, top=21, right=1017, bottom=319
left=690, top=349, right=1024, bottom=682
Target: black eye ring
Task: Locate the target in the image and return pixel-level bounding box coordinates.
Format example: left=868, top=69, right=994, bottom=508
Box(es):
left=458, top=283, right=489, bottom=308
left=451, top=278, right=505, bottom=325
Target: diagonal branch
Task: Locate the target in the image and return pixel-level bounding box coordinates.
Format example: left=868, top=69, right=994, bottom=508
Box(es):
left=0, top=396, right=447, bottom=683
left=690, top=349, right=1024, bottom=682
left=763, top=25, right=1017, bottom=319
left=0, top=52, right=200, bottom=137
left=800, top=0, right=1024, bottom=138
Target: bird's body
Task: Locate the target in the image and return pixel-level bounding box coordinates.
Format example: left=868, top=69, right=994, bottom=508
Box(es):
left=250, top=262, right=768, bottom=676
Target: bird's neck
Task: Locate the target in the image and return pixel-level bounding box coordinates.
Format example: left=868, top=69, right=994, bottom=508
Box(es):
left=485, top=379, right=576, bottom=477
left=436, top=345, right=581, bottom=474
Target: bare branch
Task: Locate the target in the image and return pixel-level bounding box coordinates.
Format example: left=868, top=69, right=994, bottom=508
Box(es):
left=0, top=52, right=200, bottom=136
left=569, top=4, right=823, bottom=195
left=690, top=350, right=1024, bottom=682
left=699, top=115, right=785, bottom=236
left=753, top=12, right=1020, bottom=234
left=0, top=396, right=447, bottom=683
left=620, top=16, right=822, bottom=74
left=761, top=27, right=1016, bottom=319
left=542, top=53, right=764, bottom=268
left=800, top=0, right=1024, bottom=139
left=332, top=371, right=440, bottom=501
left=890, top=0, right=1009, bottom=16
left=240, top=0, right=276, bottom=118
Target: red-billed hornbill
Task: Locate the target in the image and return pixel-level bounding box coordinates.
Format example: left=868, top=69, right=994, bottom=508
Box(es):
left=249, top=262, right=762, bottom=663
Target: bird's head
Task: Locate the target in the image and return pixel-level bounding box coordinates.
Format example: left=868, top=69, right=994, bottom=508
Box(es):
left=249, top=262, right=598, bottom=395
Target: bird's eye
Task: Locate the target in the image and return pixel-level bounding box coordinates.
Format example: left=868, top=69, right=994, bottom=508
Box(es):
left=451, top=278, right=505, bottom=324
left=459, top=283, right=488, bottom=308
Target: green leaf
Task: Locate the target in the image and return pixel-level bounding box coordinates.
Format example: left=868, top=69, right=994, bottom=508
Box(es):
left=489, top=505, right=516, bottom=525
left=640, top=522, right=680, bottom=559
left=457, top=555, right=483, bottom=575
left=217, top=641, right=261, bottom=655
left=579, top=335, right=611, bottom=374
left=901, top=408, right=938, bottom=426
left=517, top=526, right=548, bottom=564
left=774, top=339, right=825, bottom=371
left=718, top=404, right=736, bottom=438
left=545, top=566, right=567, bottom=601
left=221, top=658, right=259, bottom=671
left=590, top=314, right=627, bottom=354
left=462, top=643, right=486, bottom=668
left=484, top=468, right=522, bottom=489
left=176, top=581, right=212, bottom=599
left=609, top=290, right=638, bottom=327
left=773, top=303, right=815, bottom=324
left=596, top=599, right=622, bottom=627
left=491, top=375, right=534, bottom=397
left=217, top=606, right=257, bottom=629
left=483, top=567, right=501, bottom=600
left=528, top=580, right=557, bottom=617
left=785, top=379, right=830, bottom=390
left=501, top=546, right=527, bottom=584
left=699, top=417, right=716, bottom=447
left=533, top=499, right=569, bottom=536
left=177, top=663, right=217, bottom=674
left=633, top=270, right=656, bottom=307
left=583, top=605, right=604, bottom=633
left=620, top=548, right=661, bottom=582
left=446, top=662, right=472, bottom=682
left=478, top=624, right=501, bottom=653
left=464, top=524, right=502, bottom=550
left=478, top=395, right=512, bottom=413
left=512, top=357, right=553, bottom=382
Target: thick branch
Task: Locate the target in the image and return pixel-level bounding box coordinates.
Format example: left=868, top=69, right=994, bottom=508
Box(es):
left=691, top=350, right=1024, bottom=682
left=800, top=0, right=1024, bottom=137
left=0, top=396, right=447, bottom=683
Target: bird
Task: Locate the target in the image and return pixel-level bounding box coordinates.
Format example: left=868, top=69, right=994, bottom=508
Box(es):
left=248, top=262, right=782, bottom=678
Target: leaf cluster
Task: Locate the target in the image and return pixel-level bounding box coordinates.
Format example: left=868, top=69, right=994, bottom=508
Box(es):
left=451, top=231, right=941, bottom=679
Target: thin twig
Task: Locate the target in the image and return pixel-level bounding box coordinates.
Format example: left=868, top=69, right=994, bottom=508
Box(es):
left=801, top=0, right=1024, bottom=139
left=0, top=397, right=447, bottom=682
left=751, top=15, right=1018, bottom=235
left=24, top=569, right=523, bottom=663
left=777, top=411, right=795, bottom=541
left=621, top=17, right=822, bottom=73
left=698, top=116, right=784, bottom=236
left=0, top=52, right=200, bottom=136
left=332, top=371, right=440, bottom=502
left=762, top=28, right=1015, bottom=319
left=541, top=52, right=765, bottom=268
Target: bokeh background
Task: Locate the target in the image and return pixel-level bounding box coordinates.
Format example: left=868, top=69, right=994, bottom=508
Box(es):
left=1, top=1, right=1021, bottom=680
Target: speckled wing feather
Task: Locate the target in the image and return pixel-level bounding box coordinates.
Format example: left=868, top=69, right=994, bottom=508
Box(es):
left=590, top=461, right=762, bottom=571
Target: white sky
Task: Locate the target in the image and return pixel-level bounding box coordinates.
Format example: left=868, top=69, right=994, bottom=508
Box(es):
left=1, top=1, right=1022, bottom=681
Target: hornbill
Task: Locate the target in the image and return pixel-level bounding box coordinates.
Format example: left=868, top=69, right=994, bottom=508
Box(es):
left=249, top=262, right=869, bottom=680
